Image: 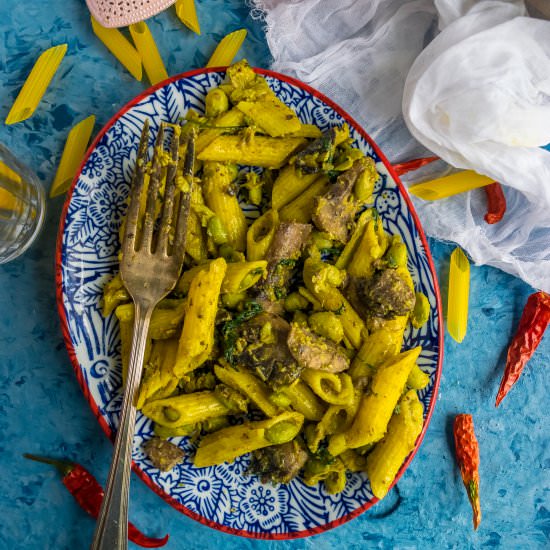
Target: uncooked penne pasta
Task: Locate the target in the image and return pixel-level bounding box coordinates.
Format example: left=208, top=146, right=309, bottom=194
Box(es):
left=50, top=115, right=96, bottom=198
left=91, top=16, right=142, bottom=81
left=129, top=21, right=168, bottom=85
left=408, top=170, right=493, bottom=201
left=5, top=44, right=67, bottom=125
left=447, top=247, right=470, bottom=343
left=206, top=29, right=247, bottom=68
left=175, top=0, right=201, bottom=35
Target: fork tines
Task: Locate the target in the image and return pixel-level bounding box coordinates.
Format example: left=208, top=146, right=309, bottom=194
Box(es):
left=122, top=121, right=195, bottom=260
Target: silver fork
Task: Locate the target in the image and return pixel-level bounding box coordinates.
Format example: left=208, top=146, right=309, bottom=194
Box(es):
left=91, top=121, right=194, bottom=550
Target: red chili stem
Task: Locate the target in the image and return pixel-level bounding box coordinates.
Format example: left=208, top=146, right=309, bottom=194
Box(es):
left=495, top=291, right=550, bottom=406
left=23, top=454, right=169, bottom=548
left=392, top=156, right=439, bottom=176
left=484, top=182, right=506, bottom=224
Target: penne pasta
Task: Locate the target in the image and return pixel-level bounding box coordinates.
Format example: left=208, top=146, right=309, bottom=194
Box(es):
left=198, top=135, right=307, bottom=169
left=129, top=22, right=168, bottom=86
left=194, top=411, right=304, bottom=467
left=271, top=165, right=319, bottom=211
left=5, top=44, right=68, bottom=125
left=329, top=347, right=421, bottom=455
left=447, top=247, right=470, bottom=343
left=143, top=391, right=230, bottom=428
left=174, top=258, right=227, bottom=377
left=366, top=390, right=424, bottom=499
left=50, top=115, right=96, bottom=198
left=195, top=108, right=246, bottom=154
left=176, top=260, right=267, bottom=295
left=91, top=16, right=142, bottom=81
left=175, top=0, right=201, bottom=35
left=279, top=175, right=329, bottom=223
left=275, top=379, right=326, bottom=421
left=214, top=364, right=279, bottom=417
left=203, top=162, right=247, bottom=251
left=301, top=369, right=354, bottom=406
left=236, top=98, right=302, bottom=137
left=408, top=170, right=493, bottom=201
left=206, top=29, right=247, bottom=68
left=246, top=209, right=279, bottom=261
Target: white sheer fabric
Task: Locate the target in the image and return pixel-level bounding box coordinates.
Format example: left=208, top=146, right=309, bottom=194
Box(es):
left=250, top=0, right=550, bottom=292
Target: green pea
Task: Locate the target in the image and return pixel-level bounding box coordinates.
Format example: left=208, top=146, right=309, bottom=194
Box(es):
left=411, top=292, right=430, bottom=328
left=269, top=392, right=292, bottom=409
left=207, top=215, right=229, bottom=245
left=385, top=238, right=408, bottom=268
left=163, top=406, right=181, bottom=423
left=284, top=292, right=310, bottom=312
left=407, top=363, right=430, bottom=389
left=265, top=420, right=300, bottom=444
left=222, top=292, right=247, bottom=309
left=205, top=88, right=229, bottom=117
left=308, top=311, right=344, bottom=344
left=311, top=231, right=333, bottom=251
left=292, top=310, right=309, bottom=327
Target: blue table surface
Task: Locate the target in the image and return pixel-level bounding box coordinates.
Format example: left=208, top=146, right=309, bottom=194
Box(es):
left=0, top=2, right=549, bottom=549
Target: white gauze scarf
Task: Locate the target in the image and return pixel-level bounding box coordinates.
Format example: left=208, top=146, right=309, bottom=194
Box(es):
left=249, top=0, right=550, bottom=292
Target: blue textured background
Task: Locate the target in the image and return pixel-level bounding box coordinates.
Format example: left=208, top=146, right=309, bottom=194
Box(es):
left=0, top=1, right=548, bottom=549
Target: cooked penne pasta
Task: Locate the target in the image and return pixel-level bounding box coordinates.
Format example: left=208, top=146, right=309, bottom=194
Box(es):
left=194, top=411, right=304, bottom=467
left=176, top=260, right=267, bottom=295
left=214, top=364, right=279, bottom=417
left=142, top=391, right=230, bottom=428
left=276, top=379, right=326, bottom=421
left=203, top=162, right=247, bottom=251
left=366, top=390, right=424, bottom=499
left=174, top=258, right=227, bottom=377
left=137, top=339, right=179, bottom=408
left=198, top=134, right=307, bottom=169
left=279, top=175, right=329, bottom=223
left=301, top=369, right=354, bottom=406
left=106, top=60, right=432, bottom=497
left=329, top=347, right=422, bottom=455
left=271, top=165, right=319, bottom=211
left=236, top=98, right=302, bottom=137
left=246, top=209, right=279, bottom=261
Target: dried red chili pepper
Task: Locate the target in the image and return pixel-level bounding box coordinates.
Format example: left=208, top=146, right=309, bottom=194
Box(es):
left=392, top=156, right=439, bottom=176
left=483, top=182, right=506, bottom=224
left=23, top=454, right=169, bottom=548
left=453, top=414, right=481, bottom=530
left=495, top=291, right=550, bottom=407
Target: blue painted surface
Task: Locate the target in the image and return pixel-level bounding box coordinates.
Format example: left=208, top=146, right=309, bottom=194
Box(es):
left=0, top=1, right=548, bottom=549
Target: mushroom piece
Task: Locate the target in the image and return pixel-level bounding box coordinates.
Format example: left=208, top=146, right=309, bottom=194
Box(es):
left=287, top=323, right=350, bottom=373
left=249, top=440, right=309, bottom=484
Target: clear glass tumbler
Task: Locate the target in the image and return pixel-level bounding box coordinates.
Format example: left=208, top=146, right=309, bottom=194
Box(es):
left=0, top=143, right=46, bottom=264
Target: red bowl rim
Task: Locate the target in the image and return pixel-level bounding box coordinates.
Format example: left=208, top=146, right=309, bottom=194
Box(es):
left=55, top=65, right=444, bottom=540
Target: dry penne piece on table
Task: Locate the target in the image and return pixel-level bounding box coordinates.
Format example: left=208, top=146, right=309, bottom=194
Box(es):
left=102, top=59, right=432, bottom=497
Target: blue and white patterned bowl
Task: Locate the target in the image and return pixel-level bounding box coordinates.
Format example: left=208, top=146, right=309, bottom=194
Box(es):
left=56, top=68, right=443, bottom=539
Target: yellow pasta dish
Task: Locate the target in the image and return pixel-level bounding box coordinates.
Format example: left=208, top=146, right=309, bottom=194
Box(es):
left=102, top=59, right=431, bottom=499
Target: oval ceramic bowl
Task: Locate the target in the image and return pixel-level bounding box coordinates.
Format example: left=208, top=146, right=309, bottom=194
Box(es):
left=56, top=67, right=443, bottom=539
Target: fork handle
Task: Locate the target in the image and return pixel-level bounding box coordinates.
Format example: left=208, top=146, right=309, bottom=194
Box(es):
left=90, top=302, right=152, bottom=550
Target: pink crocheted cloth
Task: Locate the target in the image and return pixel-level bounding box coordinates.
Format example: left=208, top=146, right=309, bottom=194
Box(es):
left=86, top=0, right=177, bottom=27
